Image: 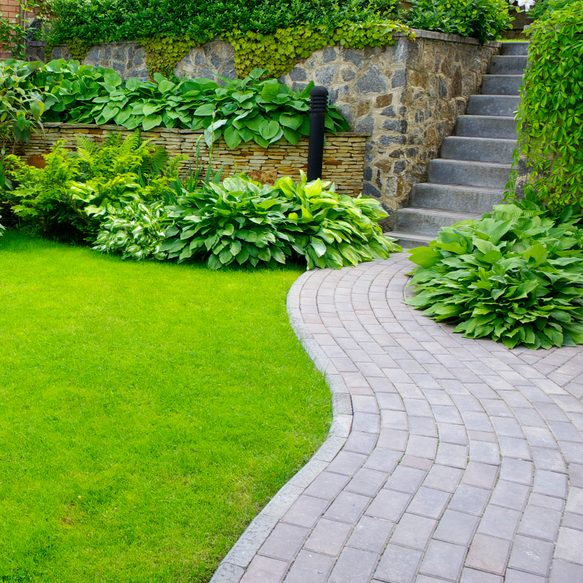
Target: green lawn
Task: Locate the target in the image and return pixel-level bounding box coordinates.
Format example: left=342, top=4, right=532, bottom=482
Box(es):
left=0, top=232, right=330, bottom=583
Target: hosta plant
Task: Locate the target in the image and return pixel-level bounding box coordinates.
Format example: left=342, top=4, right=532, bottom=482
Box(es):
left=92, top=200, right=171, bottom=260
left=162, top=173, right=400, bottom=270
left=408, top=202, right=583, bottom=349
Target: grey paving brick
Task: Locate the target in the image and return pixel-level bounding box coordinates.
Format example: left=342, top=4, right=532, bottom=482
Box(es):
left=375, top=544, right=423, bottom=583
left=566, top=486, right=583, bottom=514
left=304, top=471, right=350, bottom=501
left=563, top=511, right=583, bottom=531
left=327, top=451, right=368, bottom=476
left=550, top=559, right=583, bottom=583
left=555, top=527, right=583, bottom=565
left=531, top=445, right=567, bottom=472
left=346, top=468, right=387, bottom=497
left=465, top=534, right=511, bottom=575
left=260, top=523, right=309, bottom=561
left=449, top=484, right=491, bottom=516
left=424, top=464, right=464, bottom=492
left=436, top=442, right=469, bottom=468
left=377, top=428, right=408, bottom=450
left=367, top=489, right=412, bottom=522
left=434, top=509, right=479, bottom=546
left=505, top=569, right=546, bottom=583
left=533, top=469, right=568, bottom=498
left=463, top=461, right=499, bottom=489
left=304, top=519, right=352, bottom=556
left=348, top=515, right=394, bottom=553
left=419, top=539, right=467, bottom=581
left=325, top=491, right=371, bottom=524
left=283, top=551, right=334, bottom=583
left=384, top=465, right=427, bottom=494
left=499, top=458, right=533, bottom=485
left=529, top=492, right=565, bottom=511
left=407, top=486, right=450, bottom=519
left=518, top=504, right=562, bottom=541
left=328, top=547, right=379, bottom=583
left=460, top=568, right=503, bottom=583
left=489, top=480, right=530, bottom=510
left=240, top=555, right=288, bottom=583
left=478, top=504, right=521, bottom=539
left=390, top=513, right=436, bottom=549
left=344, top=431, right=378, bottom=455
left=510, top=535, right=554, bottom=576
left=282, top=495, right=330, bottom=528
left=469, top=441, right=500, bottom=465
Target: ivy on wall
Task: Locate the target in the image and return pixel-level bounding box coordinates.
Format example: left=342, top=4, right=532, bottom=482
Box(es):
left=141, top=37, right=196, bottom=78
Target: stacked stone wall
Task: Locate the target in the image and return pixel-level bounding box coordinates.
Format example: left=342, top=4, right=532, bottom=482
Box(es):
left=20, top=123, right=367, bottom=196
left=50, top=32, right=499, bottom=213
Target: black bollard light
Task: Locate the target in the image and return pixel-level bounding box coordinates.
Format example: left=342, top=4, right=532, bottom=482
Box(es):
left=307, top=86, right=328, bottom=181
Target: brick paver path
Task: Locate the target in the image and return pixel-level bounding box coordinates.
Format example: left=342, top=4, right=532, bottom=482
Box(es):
left=212, top=255, right=583, bottom=583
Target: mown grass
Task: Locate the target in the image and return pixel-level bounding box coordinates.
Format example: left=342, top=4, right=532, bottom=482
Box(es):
left=0, top=232, right=331, bottom=583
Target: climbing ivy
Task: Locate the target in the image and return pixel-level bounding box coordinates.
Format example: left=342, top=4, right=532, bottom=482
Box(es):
left=515, top=1, right=583, bottom=210
left=141, top=37, right=196, bottom=78
left=229, top=18, right=413, bottom=78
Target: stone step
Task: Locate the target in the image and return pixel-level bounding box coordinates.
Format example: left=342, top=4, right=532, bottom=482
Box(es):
left=455, top=115, right=517, bottom=139
left=385, top=231, right=433, bottom=249
left=428, top=159, right=512, bottom=188
left=395, top=208, right=481, bottom=236
left=489, top=55, right=529, bottom=75
left=481, top=74, right=524, bottom=95
left=500, top=42, right=529, bottom=56
left=411, top=183, right=504, bottom=213
left=441, top=136, right=517, bottom=164
left=467, top=95, right=520, bottom=117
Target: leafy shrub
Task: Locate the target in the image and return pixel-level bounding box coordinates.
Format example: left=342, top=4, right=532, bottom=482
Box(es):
left=1, top=133, right=182, bottom=241
left=0, top=60, right=349, bottom=146
left=408, top=202, right=583, bottom=349
left=42, top=0, right=400, bottom=47
left=528, top=0, right=572, bottom=19
left=160, top=173, right=400, bottom=270
left=406, top=0, right=513, bottom=42
left=92, top=200, right=170, bottom=260
left=514, top=2, right=583, bottom=210
left=0, top=62, right=44, bottom=151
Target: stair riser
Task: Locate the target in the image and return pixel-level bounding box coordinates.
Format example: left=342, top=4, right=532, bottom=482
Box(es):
left=456, top=117, right=517, bottom=139
left=396, top=211, right=475, bottom=236
left=481, top=75, right=523, bottom=95
left=429, top=161, right=511, bottom=189
left=501, top=43, right=529, bottom=56
left=467, top=96, right=519, bottom=118
left=490, top=56, right=528, bottom=75
left=441, top=137, right=517, bottom=164
left=411, top=186, right=503, bottom=214
left=396, top=237, right=430, bottom=249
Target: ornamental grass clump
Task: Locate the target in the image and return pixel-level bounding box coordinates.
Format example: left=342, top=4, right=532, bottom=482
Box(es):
left=408, top=202, right=583, bottom=349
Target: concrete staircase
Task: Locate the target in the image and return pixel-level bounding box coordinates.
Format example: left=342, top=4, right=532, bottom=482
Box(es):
left=388, top=42, right=528, bottom=247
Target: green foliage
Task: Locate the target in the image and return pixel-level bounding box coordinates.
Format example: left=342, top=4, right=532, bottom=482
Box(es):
left=161, top=173, right=400, bottom=270
left=0, top=61, right=44, bottom=151
left=230, top=18, right=413, bottom=78
left=528, top=0, right=572, bottom=19
left=42, top=0, right=401, bottom=47
left=2, top=133, right=182, bottom=241
left=0, top=216, right=4, bottom=236
left=0, top=59, right=349, bottom=147
left=406, top=0, right=513, bottom=42
left=408, top=202, right=583, bottom=349
left=0, top=0, right=45, bottom=59
left=141, top=36, right=196, bottom=78
left=92, top=199, right=170, bottom=260
left=514, top=2, right=583, bottom=210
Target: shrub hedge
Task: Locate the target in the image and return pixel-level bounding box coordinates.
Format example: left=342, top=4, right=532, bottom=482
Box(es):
left=515, top=1, right=583, bottom=210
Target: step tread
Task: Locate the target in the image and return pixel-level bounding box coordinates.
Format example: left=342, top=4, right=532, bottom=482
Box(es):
left=397, top=207, right=482, bottom=220
left=385, top=231, right=434, bottom=245
left=413, top=182, right=503, bottom=195
left=430, top=159, right=512, bottom=170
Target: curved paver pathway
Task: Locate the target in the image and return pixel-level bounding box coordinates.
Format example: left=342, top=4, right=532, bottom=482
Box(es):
left=212, top=254, right=583, bottom=583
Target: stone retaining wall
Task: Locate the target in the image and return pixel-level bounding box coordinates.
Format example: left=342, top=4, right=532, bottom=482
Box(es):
left=20, top=123, right=367, bottom=196
left=51, top=32, right=500, bottom=212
